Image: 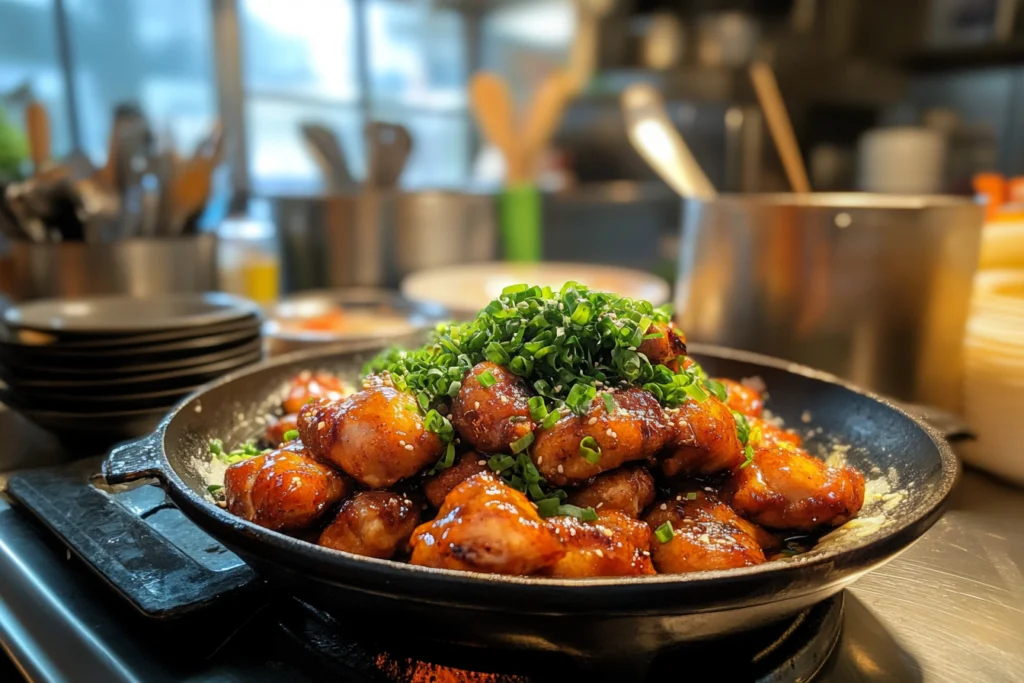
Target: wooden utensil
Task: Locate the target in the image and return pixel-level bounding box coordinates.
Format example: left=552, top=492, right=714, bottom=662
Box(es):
left=300, top=123, right=354, bottom=192
left=167, top=121, right=223, bottom=235
left=621, top=83, right=717, bottom=200
left=520, top=71, right=574, bottom=178
left=469, top=73, right=522, bottom=183
left=749, top=61, right=811, bottom=194
left=364, top=122, right=412, bottom=188
left=24, top=100, right=50, bottom=175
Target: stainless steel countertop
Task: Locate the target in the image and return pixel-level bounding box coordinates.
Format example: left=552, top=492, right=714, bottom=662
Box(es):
left=832, top=460, right=1024, bottom=682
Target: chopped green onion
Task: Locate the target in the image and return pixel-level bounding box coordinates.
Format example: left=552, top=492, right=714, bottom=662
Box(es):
left=642, top=332, right=664, bottom=340
left=536, top=497, right=561, bottom=517
left=488, top=454, right=516, bottom=472
left=528, top=395, right=548, bottom=422
left=541, top=410, right=561, bottom=429
left=579, top=436, right=602, bottom=464
left=655, top=521, right=675, bottom=543
left=741, top=445, right=755, bottom=468
left=207, top=484, right=223, bottom=495
left=705, top=378, right=728, bottom=403
left=565, top=383, right=597, bottom=416
left=446, top=380, right=462, bottom=397
left=477, top=370, right=497, bottom=388
left=209, top=439, right=224, bottom=455
left=547, top=503, right=599, bottom=522
left=686, top=492, right=697, bottom=500
left=484, top=342, right=510, bottom=365
left=282, top=429, right=299, bottom=442
left=510, top=431, right=535, bottom=454
left=602, top=393, right=616, bottom=414
left=733, top=411, right=751, bottom=446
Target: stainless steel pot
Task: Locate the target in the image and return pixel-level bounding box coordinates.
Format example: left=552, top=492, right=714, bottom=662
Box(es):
left=7, top=234, right=218, bottom=301
left=271, top=191, right=497, bottom=292
left=676, top=193, right=984, bottom=412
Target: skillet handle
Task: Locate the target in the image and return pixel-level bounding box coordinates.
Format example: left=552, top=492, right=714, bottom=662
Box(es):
left=103, top=433, right=164, bottom=485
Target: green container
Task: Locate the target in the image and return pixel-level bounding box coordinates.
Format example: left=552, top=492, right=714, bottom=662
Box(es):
left=499, top=184, right=541, bottom=262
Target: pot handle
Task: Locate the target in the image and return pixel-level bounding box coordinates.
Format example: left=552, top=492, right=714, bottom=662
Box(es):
left=103, top=433, right=164, bottom=485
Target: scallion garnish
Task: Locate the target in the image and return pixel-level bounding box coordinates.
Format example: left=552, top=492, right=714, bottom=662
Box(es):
left=602, top=393, right=616, bottom=415
left=209, top=439, right=269, bottom=465
left=510, top=431, right=535, bottom=454
left=705, top=378, right=728, bottom=403
left=566, top=383, right=597, bottom=416
left=686, top=492, right=698, bottom=500
left=541, top=410, right=561, bottom=429
left=741, top=445, right=755, bottom=468
left=733, top=411, right=751, bottom=446
left=207, top=484, right=223, bottom=495
left=655, top=521, right=675, bottom=543
left=477, top=370, right=497, bottom=388
left=579, top=436, right=602, bottom=464
left=282, top=429, right=299, bottom=442
left=488, top=454, right=516, bottom=472
left=528, top=395, right=548, bottom=422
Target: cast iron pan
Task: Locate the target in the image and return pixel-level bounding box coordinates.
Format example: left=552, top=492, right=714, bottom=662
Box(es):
left=103, top=343, right=958, bottom=671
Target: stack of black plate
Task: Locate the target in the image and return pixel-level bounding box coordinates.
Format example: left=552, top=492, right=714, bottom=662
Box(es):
left=0, top=293, right=263, bottom=448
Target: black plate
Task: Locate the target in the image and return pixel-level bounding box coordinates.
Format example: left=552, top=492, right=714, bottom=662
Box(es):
left=103, top=344, right=958, bottom=667
left=16, top=406, right=170, bottom=451
left=0, top=329, right=260, bottom=370
left=4, top=315, right=261, bottom=349
left=2, top=293, right=260, bottom=336
left=0, top=337, right=263, bottom=381
left=5, top=350, right=264, bottom=397
left=1, top=383, right=203, bottom=414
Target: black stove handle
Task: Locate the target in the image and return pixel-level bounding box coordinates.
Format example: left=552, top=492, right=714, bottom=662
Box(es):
left=103, top=433, right=164, bottom=485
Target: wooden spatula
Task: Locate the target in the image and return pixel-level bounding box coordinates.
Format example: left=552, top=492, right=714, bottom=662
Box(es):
left=24, top=100, right=51, bottom=176
left=520, top=70, right=574, bottom=179
left=469, top=73, right=522, bottom=184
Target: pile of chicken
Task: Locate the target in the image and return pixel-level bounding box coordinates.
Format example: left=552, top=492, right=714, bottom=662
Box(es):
left=223, top=323, right=865, bottom=578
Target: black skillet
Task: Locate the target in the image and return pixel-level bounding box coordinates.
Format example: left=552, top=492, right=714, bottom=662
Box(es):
left=103, top=343, right=958, bottom=671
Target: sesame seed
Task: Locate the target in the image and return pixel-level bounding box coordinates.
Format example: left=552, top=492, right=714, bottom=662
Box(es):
left=642, top=550, right=651, bottom=557
left=478, top=460, right=487, bottom=466
left=557, top=465, right=564, bottom=473
left=660, top=503, right=667, bottom=510
left=399, top=440, right=406, bottom=446
left=237, top=412, right=245, bottom=421
left=474, top=401, right=480, bottom=409
left=588, top=417, right=598, bottom=425
left=699, top=534, right=711, bottom=544
left=601, top=527, right=614, bottom=537
left=537, top=456, right=543, bottom=464
left=569, top=527, right=577, bottom=536
left=594, top=549, right=604, bottom=558
left=606, top=428, right=616, bottom=438
left=194, top=404, right=202, bottom=413
left=554, top=385, right=562, bottom=392
left=404, top=444, right=414, bottom=451
left=675, top=495, right=682, bottom=501
left=318, top=421, right=326, bottom=431
left=596, top=502, right=604, bottom=508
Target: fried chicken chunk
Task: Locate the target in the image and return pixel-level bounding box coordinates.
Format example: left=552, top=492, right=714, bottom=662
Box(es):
left=749, top=417, right=803, bottom=449
left=451, top=361, right=536, bottom=454
left=532, top=388, right=672, bottom=486
left=716, top=378, right=764, bottom=418
left=409, top=472, right=565, bottom=575
left=319, top=491, right=421, bottom=559
left=725, top=445, right=865, bottom=531
left=637, top=321, right=687, bottom=372
left=282, top=371, right=347, bottom=414
left=566, top=465, right=656, bottom=518
left=421, top=451, right=489, bottom=508
left=660, top=396, right=744, bottom=477
left=643, top=494, right=766, bottom=573
left=223, top=445, right=349, bottom=532
left=298, top=387, right=442, bottom=488
left=265, top=413, right=299, bottom=446
left=544, top=510, right=656, bottom=578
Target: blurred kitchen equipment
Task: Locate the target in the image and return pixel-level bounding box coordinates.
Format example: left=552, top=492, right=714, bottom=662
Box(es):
left=167, top=121, right=223, bottom=235
left=676, top=193, right=984, bottom=413
left=857, top=128, right=947, bottom=194
left=749, top=62, right=811, bottom=194
left=300, top=123, right=354, bottom=192
left=695, top=11, right=759, bottom=67
left=364, top=122, right=412, bottom=189
left=621, top=83, right=717, bottom=201
left=469, top=73, right=521, bottom=183
left=7, top=234, right=217, bottom=301
left=264, top=288, right=448, bottom=356
left=0, top=292, right=262, bottom=451
left=402, top=262, right=669, bottom=320
left=24, top=100, right=50, bottom=174
left=639, top=12, right=684, bottom=70
left=217, top=216, right=279, bottom=305
left=960, top=270, right=1024, bottom=484
left=272, top=191, right=496, bottom=292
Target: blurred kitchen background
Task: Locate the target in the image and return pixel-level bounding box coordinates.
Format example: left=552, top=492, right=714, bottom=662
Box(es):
left=5, top=0, right=1024, bottom=478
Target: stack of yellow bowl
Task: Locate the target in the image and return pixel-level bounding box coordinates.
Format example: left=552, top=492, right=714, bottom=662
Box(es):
left=961, top=270, right=1024, bottom=483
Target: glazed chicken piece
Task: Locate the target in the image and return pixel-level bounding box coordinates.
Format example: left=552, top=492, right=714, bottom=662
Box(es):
left=409, top=472, right=565, bottom=575
left=532, top=387, right=672, bottom=487
left=749, top=416, right=803, bottom=450
left=566, top=465, right=656, bottom=518
left=223, top=445, right=350, bottom=532
left=643, top=494, right=766, bottom=573
left=665, top=487, right=779, bottom=550
left=319, top=491, right=421, bottom=559
left=544, top=510, right=655, bottom=578
left=298, top=387, right=442, bottom=489
left=636, top=321, right=687, bottom=372
left=661, top=396, right=744, bottom=477
left=716, top=378, right=764, bottom=418
left=725, top=445, right=865, bottom=532
left=282, top=371, right=348, bottom=414
left=451, top=361, right=536, bottom=454
left=265, top=413, right=299, bottom=446
left=421, top=451, right=488, bottom=508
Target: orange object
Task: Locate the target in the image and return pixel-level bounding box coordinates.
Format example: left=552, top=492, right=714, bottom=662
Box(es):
left=1008, top=177, right=1024, bottom=204
left=974, top=173, right=1006, bottom=220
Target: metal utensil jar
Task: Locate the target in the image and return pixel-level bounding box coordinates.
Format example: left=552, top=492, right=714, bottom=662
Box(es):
left=7, top=234, right=218, bottom=301
left=675, top=193, right=983, bottom=412
left=272, top=191, right=496, bottom=292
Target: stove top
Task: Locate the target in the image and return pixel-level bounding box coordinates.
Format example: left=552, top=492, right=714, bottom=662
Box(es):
left=0, top=410, right=1022, bottom=683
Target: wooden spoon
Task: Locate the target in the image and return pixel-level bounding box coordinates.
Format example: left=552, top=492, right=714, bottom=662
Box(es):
left=749, top=61, right=811, bottom=193
left=520, top=71, right=574, bottom=178
left=469, top=73, right=522, bottom=184
left=24, top=100, right=51, bottom=175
